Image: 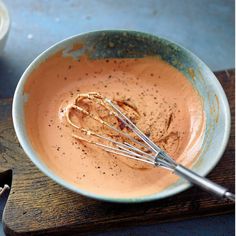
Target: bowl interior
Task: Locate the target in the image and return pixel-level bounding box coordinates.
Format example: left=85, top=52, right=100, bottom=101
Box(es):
left=13, top=30, right=230, bottom=202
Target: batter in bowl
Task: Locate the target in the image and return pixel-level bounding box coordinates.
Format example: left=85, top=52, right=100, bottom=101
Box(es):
left=24, top=52, right=205, bottom=198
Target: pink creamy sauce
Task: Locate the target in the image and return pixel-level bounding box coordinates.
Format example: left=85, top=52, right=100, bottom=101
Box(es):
left=24, top=52, right=205, bottom=198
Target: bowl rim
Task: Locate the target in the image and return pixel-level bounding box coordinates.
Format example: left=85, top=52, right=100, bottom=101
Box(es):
left=12, top=29, right=231, bottom=203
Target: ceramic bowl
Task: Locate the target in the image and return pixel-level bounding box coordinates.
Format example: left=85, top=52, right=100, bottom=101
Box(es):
left=0, top=0, right=10, bottom=54
left=12, top=30, right=230, bottom=202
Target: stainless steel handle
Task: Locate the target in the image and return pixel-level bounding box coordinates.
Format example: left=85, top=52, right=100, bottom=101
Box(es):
left=174, top=165, right=235, bottom=202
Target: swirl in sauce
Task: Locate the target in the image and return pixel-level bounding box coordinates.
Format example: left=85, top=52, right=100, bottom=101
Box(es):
left=24, top=54, right=205, bottom=198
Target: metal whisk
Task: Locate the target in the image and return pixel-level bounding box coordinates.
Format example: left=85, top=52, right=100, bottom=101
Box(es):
left=65, top=92, right=235, bottom=202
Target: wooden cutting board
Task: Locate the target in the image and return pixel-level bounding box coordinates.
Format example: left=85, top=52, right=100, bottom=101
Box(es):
left=0, top=70, right=235, bottom=235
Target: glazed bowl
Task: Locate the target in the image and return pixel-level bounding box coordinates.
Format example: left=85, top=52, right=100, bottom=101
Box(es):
left=12, top=30, right=230, bottom=203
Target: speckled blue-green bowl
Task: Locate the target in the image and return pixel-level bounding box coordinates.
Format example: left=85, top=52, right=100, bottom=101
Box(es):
left=12, top=30, right=230, bottom=203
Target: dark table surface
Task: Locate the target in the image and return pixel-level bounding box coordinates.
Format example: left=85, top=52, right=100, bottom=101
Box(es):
left=0, top=0, right=235, bottom=235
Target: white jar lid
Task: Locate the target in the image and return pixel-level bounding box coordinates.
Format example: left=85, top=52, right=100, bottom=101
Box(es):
left=0, top=0, right=10, bottom=54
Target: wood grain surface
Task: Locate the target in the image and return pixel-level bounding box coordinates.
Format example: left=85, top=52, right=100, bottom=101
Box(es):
left=0, top=70, right=235, bottom=235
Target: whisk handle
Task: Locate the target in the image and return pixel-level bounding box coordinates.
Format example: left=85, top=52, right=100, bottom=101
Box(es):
left=174, top=165, right=235, bottom=202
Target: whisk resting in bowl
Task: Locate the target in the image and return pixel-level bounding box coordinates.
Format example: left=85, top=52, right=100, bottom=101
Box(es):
left=65, top=92, right=235, bottom=202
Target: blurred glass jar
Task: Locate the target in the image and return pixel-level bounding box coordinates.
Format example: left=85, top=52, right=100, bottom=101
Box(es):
left=0, top=0, right=10, bottom=54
